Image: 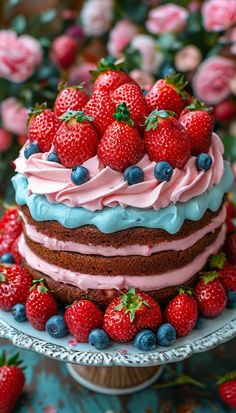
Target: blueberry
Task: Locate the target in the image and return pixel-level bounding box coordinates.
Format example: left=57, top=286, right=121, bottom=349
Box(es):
left=46, top=315, right=68, bottom=338
left=89, top=329, right=110, bottom=349
left=156, top=323, right=176, bottom=347
left=154, top=161, right=173, bottom=182
left=12, top=304, right=27, bottom=322
left=24, top=143, right=41, bottom=159
left=124, top=166, right=144, bottom=185
left=134, top=329, right=156, bottom=351
left=196, top=153, right=212, bottom=171
left=71, top=166, right=90, bottom=185
left=47, top=152, right=59, bottom=163
left=0, top=253, right=14, bottom=264
left=227, top=291, right=236, bottom=309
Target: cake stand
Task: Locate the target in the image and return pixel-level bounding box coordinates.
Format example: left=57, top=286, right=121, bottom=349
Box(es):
left=0, top=309, right=236, bottom=395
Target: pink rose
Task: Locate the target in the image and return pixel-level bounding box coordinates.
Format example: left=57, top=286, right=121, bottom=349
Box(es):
left=81, top=0, right=113, bottom=36
left=131, top=34, right=163, bottom=73
left=1, top=98, right=28, bottom=136
left=175, top=45, right=202, bottom=72
left=0, top=31, right=42, bottom=83
left=108, top=20, right=139, bottom=57
left=146, top=4, right=189, bottom=34
left=192, top=56, right=236, bottom=105
left=202, top=0, right=236, bottom=32
left=130, top=69, right=155, bottom=90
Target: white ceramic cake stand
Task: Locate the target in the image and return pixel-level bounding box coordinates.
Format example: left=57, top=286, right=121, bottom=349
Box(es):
left=0, top=309, right=236, bottom=395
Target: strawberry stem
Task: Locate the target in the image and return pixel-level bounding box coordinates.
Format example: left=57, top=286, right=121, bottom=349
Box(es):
left=144, top=109, right=175, bottom=131
left=27, top=102, right=47, bottom=125
left=31, top=278, right=48, bottom=293
left=200, top=271, right=219, bottom=284
left=0, top=273, right=6, bottom=282
left=115, top=288, right=149, bottom=322
left=165, top=72, right=188, bottom=92
left=58, top=81, right=85, bottom=91
left=217, top=370, right=236, bottom=385
left=186, top=99, right=212, bottom=112
left=208, top=253, right=226, bottom=270
left=0, top=352, right=24, bottom=368
left=59, top=110, right=93, bottom=123
left=90, top=56, right=127, bottom=81
left=113, top=103, right=134, bottom=126
left=178, top=287, right=193, bottom=296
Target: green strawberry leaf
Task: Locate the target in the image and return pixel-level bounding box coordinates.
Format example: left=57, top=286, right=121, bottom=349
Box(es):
left=217, top=370, right=236, bottom=385
left=208, top=253, right=226, bottom=270
left=60, top=110, right=93, bottom=123
left=200, top=271, right=219, bottom=284
left=0, top=273, right=6, bottom=282
left=113, top=103, right=134, bottom=126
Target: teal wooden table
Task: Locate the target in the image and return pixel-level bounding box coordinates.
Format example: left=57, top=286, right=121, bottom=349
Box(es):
left=1, top=338, right=236, bottom=412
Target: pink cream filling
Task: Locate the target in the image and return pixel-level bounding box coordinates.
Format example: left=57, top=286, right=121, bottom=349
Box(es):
left=21, top=207, right=226, bottom=257
left=14, top=133, right=224, bottom=211
left=19, top=225, right=226, bottom=291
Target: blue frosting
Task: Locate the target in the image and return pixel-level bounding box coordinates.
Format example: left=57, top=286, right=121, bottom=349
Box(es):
left=12, top=162, right=234, bottom=234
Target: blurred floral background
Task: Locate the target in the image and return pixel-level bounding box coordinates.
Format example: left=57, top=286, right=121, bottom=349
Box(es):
left=0, top=0, right=235, bottom=201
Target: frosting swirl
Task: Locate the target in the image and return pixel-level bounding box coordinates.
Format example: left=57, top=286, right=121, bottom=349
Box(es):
left=14, top=133, right=224, bottom=212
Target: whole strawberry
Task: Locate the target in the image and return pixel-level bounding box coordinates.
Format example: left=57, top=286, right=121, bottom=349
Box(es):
left=54, top=110, right=99, bottom=168
left=64, top=300, right=103, bottom=342
left=104, top=288, right=162, bottom=342
left=54, top=83, right=88, bottom=117
left=98, top=103, right=144, bottom=172
left=165, top=290, right=198, bottom=337
left=50, top=35, right=77, bottom=70
left=209, top=253, right=236, bottom=291
left=180, top=101, right=214, bottom=156
left=84, top=90, right=116, bottom=135
left=112, top=83, right=150, bottom=128
left=0, top=265, right=32, bottom=311
left=144, top=109, right=190, bottom=169
left=224, top=231, right=236, bottom=265
left=218, top=371, right=236, bottom=409
left=194, top=272, right=227, bottom=318
left=92, top=57, right=134, bottom=94
left=28, top=104, right=60, bottom=152
left=26, top=280, right=57, bottom=330
left=145, top=73, right=187, bottom=117
left=0, top=352, right=25, bottom=413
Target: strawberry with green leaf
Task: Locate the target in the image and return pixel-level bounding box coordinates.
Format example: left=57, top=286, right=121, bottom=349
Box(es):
left=145, top=73, right=187, bottom=117
left=209, top=253, right=236, bottom=292
left=54, top=83, right=88, bottom=117
left=103, top=288, right=162, bottom=342
left=28, top=103, right=60, bottom=152
left=194, top=272, right=227, bottom=318
left=0, top=352, right=25, bottom=413
left=218, top=371, right=236, bottom=409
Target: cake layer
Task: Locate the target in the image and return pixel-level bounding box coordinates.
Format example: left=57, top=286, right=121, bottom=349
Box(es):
left=12, top=161, right=233, bottom=233
left=21, top=204, right=225, bottom=250
left=19, top=225, right=226, bottom=292
left=23, top=226, right=222, bottom=276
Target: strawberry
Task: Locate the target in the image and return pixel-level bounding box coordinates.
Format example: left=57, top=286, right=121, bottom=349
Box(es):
left=0, top=265, right=32, bottom=311
left=180, top=101, right=214, bottom=156
left=112, top=83, right=150, bottom=128
left=26, top=279, right=57, bottom=330
left=194, top=272, right=227, bottom=318
left=145, top=73, right=187, bottom=117
left=64, top=300, right=103, bottom=342
left=54, top=110, right=99, bottom=168
left=209, top=253, right=236, bottom=291
left=165, top=290, right=198, bottom=337
left=0, top=129, right=11, bottom=152
left=0, top=352, right=25, bottom=413
left=144, top=109, right=190, bottom=169
left=224, top=231, right=236, bottom=265
left=50, top=35, right=77, bottom=70
left=54, top=83, right=88, bottom=117
left=28, top=104, right=60, bottom=152
left=98, top=103, right=144, bottom=172
left=218, top=371, right=236, bottom=409
left=10, top=237, right=22, bottom=265
left=103, top=288, right=162, bottom=342
left=84, top=90, right=116, bottom=135
left=92, top=57, right=134, bottom=95
left=214, top=99, right=236, bottom=122
left=226, top=201, right=236, bottom=232
left=0, top=208, right=22, bottom=256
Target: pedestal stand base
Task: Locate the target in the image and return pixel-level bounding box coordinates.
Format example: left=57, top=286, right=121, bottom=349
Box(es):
left=67, top=364, right=163, bottom=395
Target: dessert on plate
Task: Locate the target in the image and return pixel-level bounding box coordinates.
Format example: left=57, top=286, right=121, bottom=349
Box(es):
left=11, top=62, right=233, bottom=311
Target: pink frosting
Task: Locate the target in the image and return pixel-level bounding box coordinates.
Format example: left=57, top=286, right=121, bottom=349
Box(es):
left=18, top=225, right=226, bottom=291
left=21, top=206, right=226, bottom=257
left=15, top=133, right=224, bottom=211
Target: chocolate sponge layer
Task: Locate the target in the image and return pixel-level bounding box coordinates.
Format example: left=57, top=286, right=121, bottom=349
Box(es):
left=23, top=227, right=221, bottom=276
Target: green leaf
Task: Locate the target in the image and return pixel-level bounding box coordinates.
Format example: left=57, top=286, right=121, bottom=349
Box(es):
left=40, top=9, right=57, bottom=24
left=208, top=253, right=226, bottom=270
left=11, top=15, right=26, bottom=33
left=217, top=370, right=236, bottom=385
left=200, top=271, right=219, bottom=284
